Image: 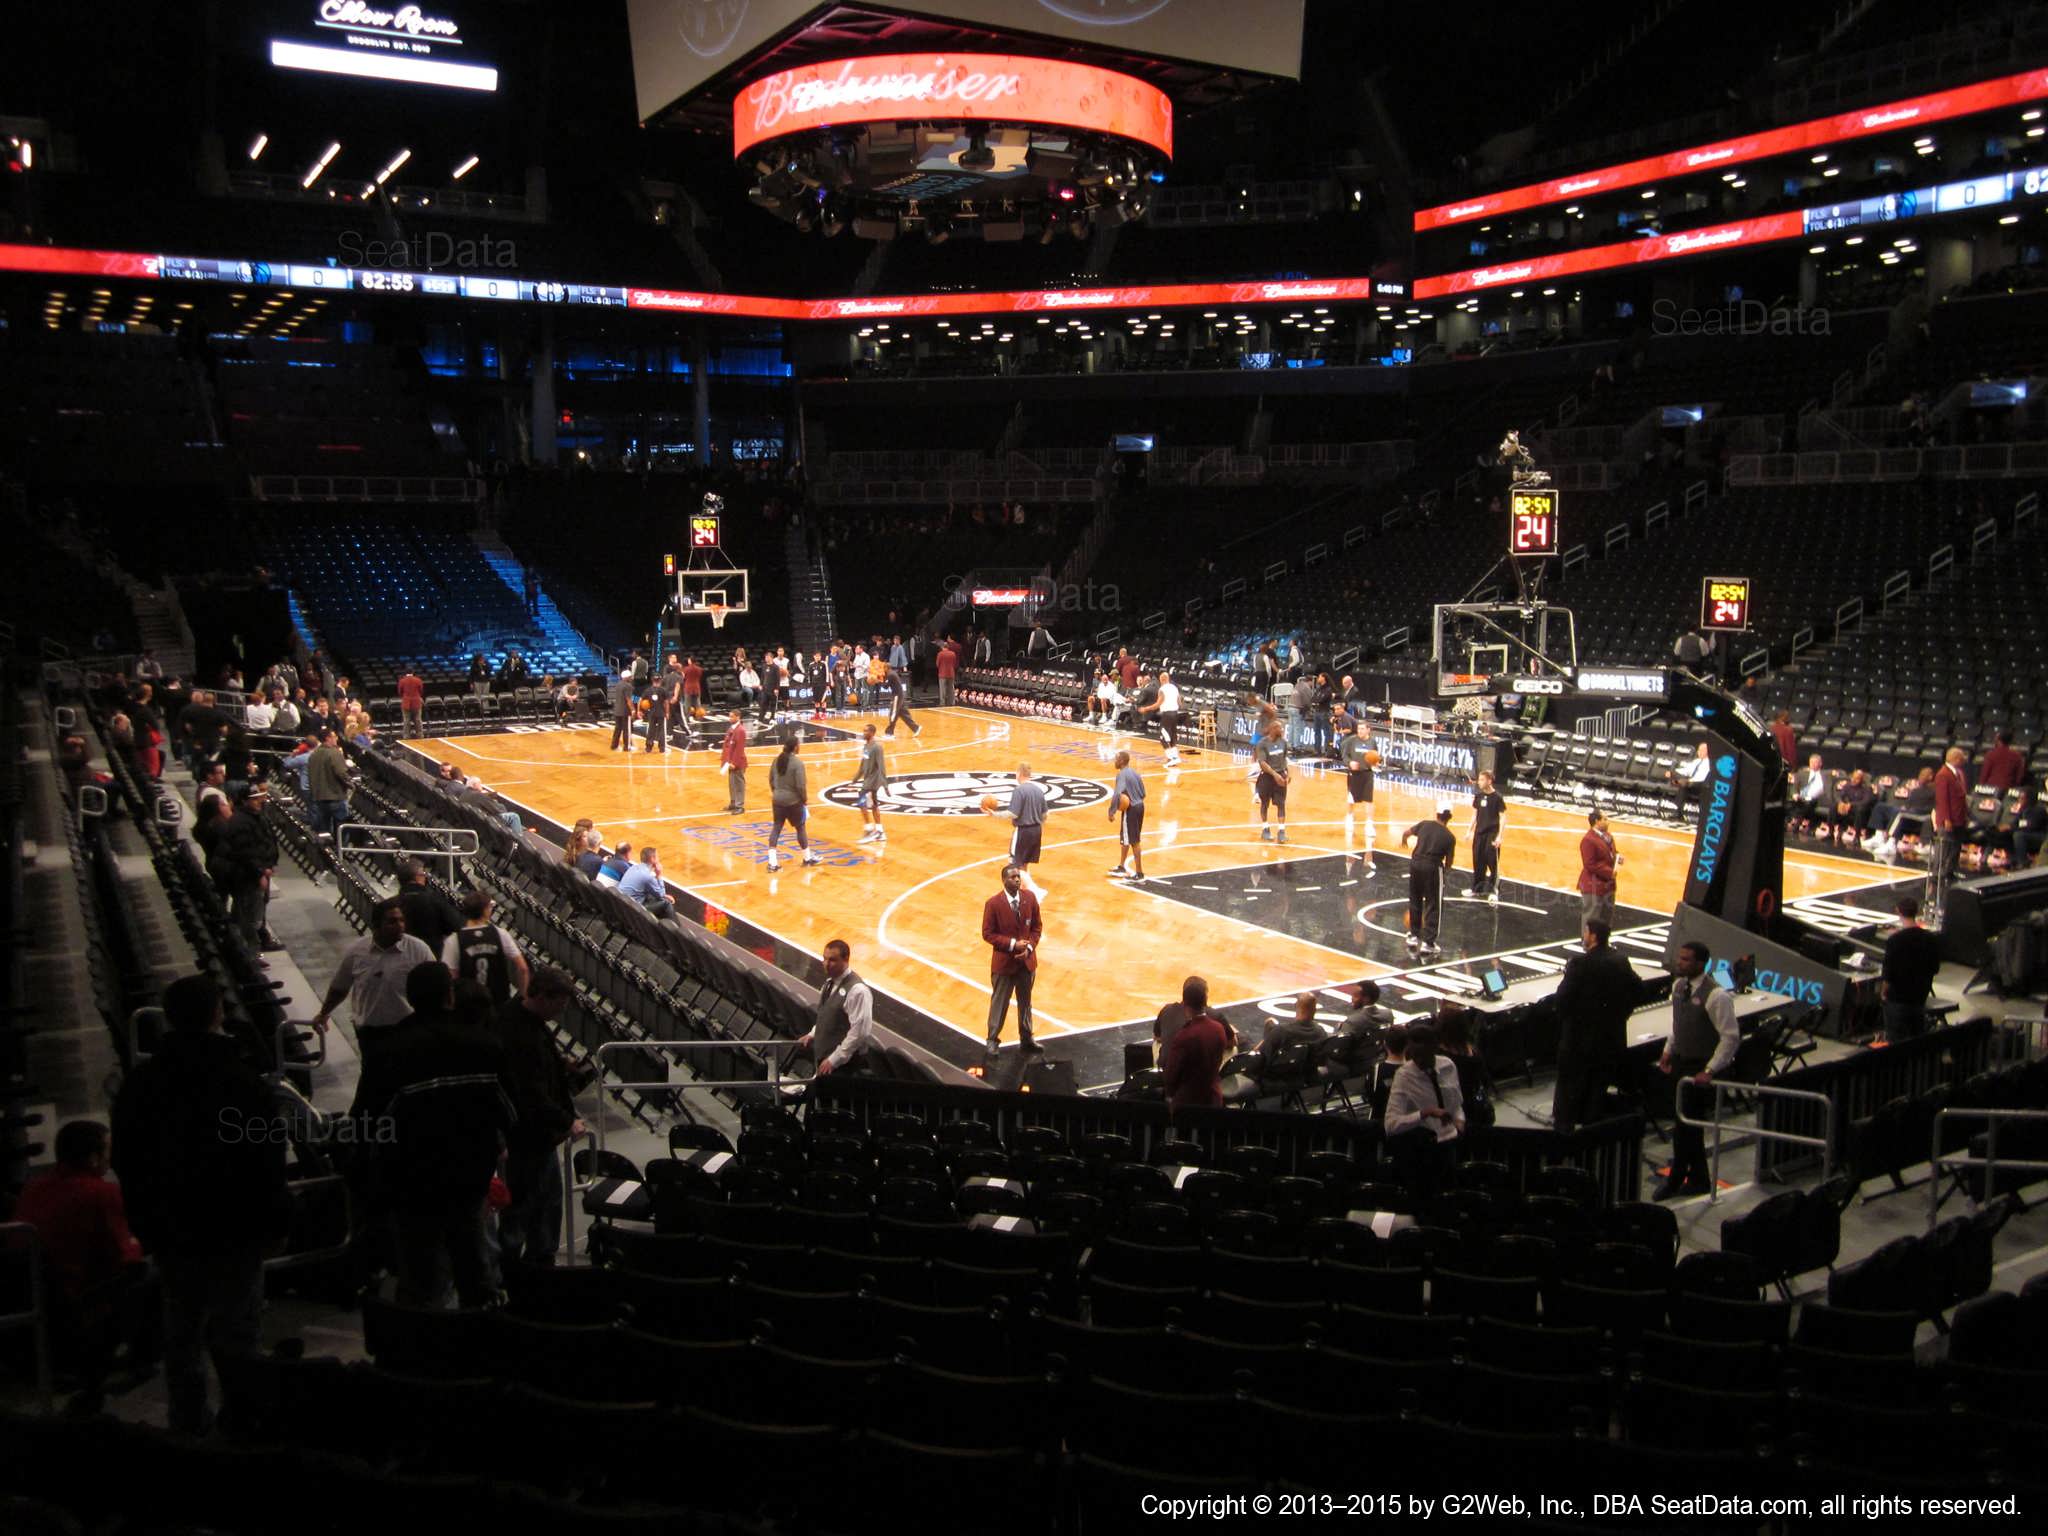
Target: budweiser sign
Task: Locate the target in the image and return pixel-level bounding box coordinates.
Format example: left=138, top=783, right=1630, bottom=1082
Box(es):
left=734, top=52, right=1173, bottom=160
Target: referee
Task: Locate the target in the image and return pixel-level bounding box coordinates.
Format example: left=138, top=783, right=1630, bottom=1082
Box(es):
left=992, top=762, right=1050, bottom=899
left=1107, top=749, right=1147, bottom=881
left=1401, top=805, right=1457, bottom=957
left=1337, top=716, right=1377, bottom=873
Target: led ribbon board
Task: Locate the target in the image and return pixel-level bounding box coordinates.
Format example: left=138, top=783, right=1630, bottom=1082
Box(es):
left=1414, top=66, right=2048, bottom=230
left=734, top=53, right=1173, bottom=161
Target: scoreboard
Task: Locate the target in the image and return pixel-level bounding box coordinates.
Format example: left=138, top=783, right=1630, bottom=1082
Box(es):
left=1701, top=576, right=1752, bottom=632
left=690, top=514, right=722, bottom=549
left=1509, top=488, right=1560, bottom=556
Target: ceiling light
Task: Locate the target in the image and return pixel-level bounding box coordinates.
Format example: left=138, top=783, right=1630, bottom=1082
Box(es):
left=1823, top=167, right=1840, bottom=177
left=1999, top=214, right=2020, bottom=224
left=2025, top=110, right=2043, bottom=122
left=1564, top=204, right=1579, bottom=213
left=1510, top=290, right=1524, bottom=298
left=375, top=148, right=412, bottom=186
left=452, top=155, right=480, bottom=180
left=1729, top=179, right=1746, bottom=188
left=1202, top=312, right=1216, bottom=319
left=1640, top=189, right=1656, bottom=199
left=301, top=141, right=341, bottom=190
left=1541, top=288, right=1555, bottom=296
left=2030, top=127, right=2046, bottom=139
left=1810, top=154, right=1829, bottom=164
left=248, top=133, right=269, bottom=161
left=1845, top=236, right=1864, bottom=245
left=1915, top=144, right=1935, bottom=155
left=1720, top=173, right=1737, bottom=182
left=1809, top=244, right=1826, bottom=254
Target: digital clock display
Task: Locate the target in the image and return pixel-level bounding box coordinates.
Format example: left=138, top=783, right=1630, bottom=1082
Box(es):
left=1701, top=575, right=1752, bottom=631
left=1510, top=489, right=1560, bottom=556
left=690, top=514, right=721, bottom=549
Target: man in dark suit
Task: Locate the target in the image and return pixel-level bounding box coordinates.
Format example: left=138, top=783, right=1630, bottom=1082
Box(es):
left=981, top=863, right=1042, bottom=1056
left=1550, top=918, right=1639, bottom=1132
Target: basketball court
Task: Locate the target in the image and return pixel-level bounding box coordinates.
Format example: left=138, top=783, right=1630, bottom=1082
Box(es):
left=407, top=705, right=1918, bottom=1081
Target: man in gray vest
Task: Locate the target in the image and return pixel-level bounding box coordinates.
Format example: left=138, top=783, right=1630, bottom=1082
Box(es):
left=797, top=939, right=873, bottom=1077
left=1654, top=940, right=1740, bottom=1201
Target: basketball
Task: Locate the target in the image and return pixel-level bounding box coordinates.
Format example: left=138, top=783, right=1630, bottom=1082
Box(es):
left=1365, top=750, right=1382, bottom=767
left=980, top=794, right=1001, bottom=813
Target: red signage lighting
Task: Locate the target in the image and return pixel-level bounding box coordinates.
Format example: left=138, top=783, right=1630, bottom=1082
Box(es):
left=734, top=52, right=1173, bottom=161
left=1413, top=212, right=1805, bottom=299
left=1414, top=66, right=2048, bottom=232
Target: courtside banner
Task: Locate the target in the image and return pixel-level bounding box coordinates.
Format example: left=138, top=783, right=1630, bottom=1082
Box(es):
left=734, top=53, right=1173, bottom=160
left=1414, top=66, right=2048, bottom=230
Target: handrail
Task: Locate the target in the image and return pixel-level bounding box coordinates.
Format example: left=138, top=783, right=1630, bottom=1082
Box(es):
left=1677, top=1076, right=1835, bottom=1203
left=336, top=822, right=479, bottom=881
left=589, top=1038, right=797, bottom=1164
left=263, top=1175, right=354, bottom=1273
left=276, top=1018, right=325, bottom=1074
left=1928, top=1107, right=2048, bottom=1229
left=0, top=1221, right=52, bottom=1414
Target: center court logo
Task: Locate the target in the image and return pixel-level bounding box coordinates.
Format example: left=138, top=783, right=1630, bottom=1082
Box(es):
left=822, top=769, right=1109, bottom=817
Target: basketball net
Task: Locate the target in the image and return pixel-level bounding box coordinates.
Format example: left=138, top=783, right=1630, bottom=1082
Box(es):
left=708, top=604, right=729, bottom=631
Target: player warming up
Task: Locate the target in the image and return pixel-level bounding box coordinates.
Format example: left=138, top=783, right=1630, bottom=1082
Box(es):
left=1107, top=749, right=1147, bottom=881
left=988, top=763, right=1050, bottom=898
left=1401, top=805, right=1457, bottom=957
left=1338, top=717, right=1379, bottom=872
left=856, top=724, right=887, bottom=844
left=1252, top=719, right=1290, bottom=844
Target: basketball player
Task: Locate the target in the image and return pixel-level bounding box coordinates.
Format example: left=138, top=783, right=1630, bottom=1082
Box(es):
left=1142, top=667, right=1183, bottom=766
left=1401, top=806, right=1457, bottom=957
left=881, top=665, right=921, bottom=738
left=856, top=723, right=887, bottom=843
left=1252, top=718, right=1290, bottom=843
left=766, top=738, right=822, bottom=872
left=1107, top=749, right=1146, bottom=881
left=646, top=654, right=682, bottom=753
left=1470, top=770, right=1506, bottom=901
left=990, top=762, right=1050, bottom=897
left=1337, top=716, right=1378, bottom=873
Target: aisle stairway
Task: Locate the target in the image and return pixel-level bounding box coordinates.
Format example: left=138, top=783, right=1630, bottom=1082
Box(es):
left=786, top=522, right=839, bottom=659
left=471, top=532, right=610, bottom=677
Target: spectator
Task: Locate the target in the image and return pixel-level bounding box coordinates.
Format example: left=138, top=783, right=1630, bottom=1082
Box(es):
left=311, top=897, right=435, bottom=1050
left=1768, top=711, right=1797, bottom=767
left=243, top=692, right=274, bottom=732
left=306, top=728, right=353, bottom=841
left=495, top=967, right=581, bottom=1266
left=1436, top=1004, right=1495, bottom=1141
left=1383, top=1022, right=1463, bottom=1197
left=397, top=668, right=426, bottom=736
left=1792, top=754, right=1831, bottom=836
left=553, top=676, right=581, bottom=725
left=1879, top=897, right=1942, bottom=1043
left=1160, top=976, right=1232, bottom=1113
left=111, top=974, right=290, bottom=1434
left=396, top=858, right=462, bottom=958
left=460, top=775, right=522, bottom=835
left=355, top=962, right=514, bottom=1309
left=1832, top=769, right=1877, bottom=845
left=596, top=838, right=633, bottom=886
left=2011, top=786, right=2046, bottom=868
left=1338, top=981, right=1392, bottom=1043
left=13, top=1119, right=153, bottom=1405
left=1980, top=730, right=2027, bottom=793
left=442, top=891, right=529, bottom=1007
left=210, top=782, right=279, bottom=950
left=618, top=845, right=677, bottom=917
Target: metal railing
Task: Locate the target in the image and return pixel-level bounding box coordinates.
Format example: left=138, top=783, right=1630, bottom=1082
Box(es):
left=589, top=1038, right=797, bottom=1163
left=336, top=822, right=479, bottom=881
left=1928, top=1107, right=2048, bottom=1229
left=1676, top=1076, right=1835, bottom=1202
left=0, top=1222, right=52, bottom=1414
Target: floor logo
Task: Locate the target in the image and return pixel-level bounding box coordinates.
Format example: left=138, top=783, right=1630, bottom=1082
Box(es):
left=823, top=769, right=1109, bottom=817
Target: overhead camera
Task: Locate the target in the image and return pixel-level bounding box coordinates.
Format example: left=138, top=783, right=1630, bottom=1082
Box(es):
left=701, top=492, right=724, bottom=515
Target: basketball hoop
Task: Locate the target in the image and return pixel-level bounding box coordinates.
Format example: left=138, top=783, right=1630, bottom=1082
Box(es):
left=708, top=604, right=729, bottom=631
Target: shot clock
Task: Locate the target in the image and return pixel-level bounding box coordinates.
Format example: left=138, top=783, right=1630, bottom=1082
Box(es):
left=689, top=513, right=721, bottom=549
left=1509, top=488, right=1561, bottom=556
left=1701, top=575, right=1752, bottom=631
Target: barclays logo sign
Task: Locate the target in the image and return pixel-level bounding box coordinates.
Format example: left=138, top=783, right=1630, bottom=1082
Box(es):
left=1692, top=753, right=1739, bottom=886
left=1710, top=959, right=1827, bottom=1008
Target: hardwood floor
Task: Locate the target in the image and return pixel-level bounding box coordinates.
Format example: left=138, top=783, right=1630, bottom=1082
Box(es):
left=416, top=708, right=1891, bottom=1043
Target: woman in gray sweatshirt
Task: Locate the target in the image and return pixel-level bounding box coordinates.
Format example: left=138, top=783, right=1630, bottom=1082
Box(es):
left=766, top=739, right=820, bottom=872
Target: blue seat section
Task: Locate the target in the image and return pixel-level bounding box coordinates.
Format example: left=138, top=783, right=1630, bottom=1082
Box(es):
left=262, top=507, right=605, bottom=695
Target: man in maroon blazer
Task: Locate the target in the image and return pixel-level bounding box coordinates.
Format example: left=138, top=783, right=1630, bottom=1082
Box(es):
left=982, top=863, right=1043, bottom=1055
left=1578, top=809, right=1621, bottom=928
left=1933, top=745, right=1971, bottom=891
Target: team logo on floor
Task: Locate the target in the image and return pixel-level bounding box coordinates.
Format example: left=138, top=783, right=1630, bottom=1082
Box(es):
left=822, top=769, right=1109, bottom=817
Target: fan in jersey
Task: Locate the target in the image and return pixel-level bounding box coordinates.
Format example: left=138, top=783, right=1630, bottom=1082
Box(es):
left=441, top=891, right=530, bottom=1008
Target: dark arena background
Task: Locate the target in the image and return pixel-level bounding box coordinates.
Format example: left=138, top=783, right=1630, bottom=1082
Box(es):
left=8, top=0, right=2048, bottom=1526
